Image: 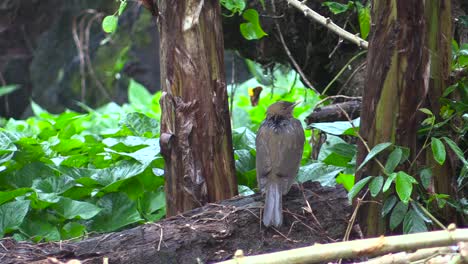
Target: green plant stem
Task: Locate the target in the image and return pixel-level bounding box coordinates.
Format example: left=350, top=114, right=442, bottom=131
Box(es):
left=322, top=50, right=367, bottom=95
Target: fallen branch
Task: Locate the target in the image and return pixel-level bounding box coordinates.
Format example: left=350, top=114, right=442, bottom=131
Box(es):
left=218, top=227, right=468, bottom=264
left=287, top=0, right=369, bottom=49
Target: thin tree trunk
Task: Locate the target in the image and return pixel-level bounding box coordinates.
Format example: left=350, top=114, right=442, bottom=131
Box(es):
left=357, top=0, right=430, bottom=237
left=158, top=0, right=238, bottom=216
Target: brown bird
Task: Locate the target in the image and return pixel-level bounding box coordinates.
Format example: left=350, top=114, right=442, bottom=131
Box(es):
left=256, top=101, right=305, bottom=227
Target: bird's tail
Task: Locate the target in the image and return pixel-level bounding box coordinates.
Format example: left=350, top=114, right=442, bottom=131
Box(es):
left=263, top=181, right=283, bottom=227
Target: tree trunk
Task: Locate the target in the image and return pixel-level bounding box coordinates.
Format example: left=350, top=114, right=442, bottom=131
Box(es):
left=357, top=0, right=430, bottom=237
left=425, top=1, right=456, bottom=222
left=158, top=0, right=238, bottom=216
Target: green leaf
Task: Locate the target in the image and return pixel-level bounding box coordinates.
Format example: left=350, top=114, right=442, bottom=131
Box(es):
left=385, top=148, right=402, bottom=174
left=355, top=2, right=370, bottom=39
left=90, top=193, right=143, bottom=232
left=139, top=191, right=165, bottom=218
left=232, top=127, right=256, bottom=150
left=410, top=201, right=432, bottom=223
left=0, top=200, right=30, bottom=237
left=389, top=201, right=408, bottom=230
left=335, top=173, right=355, bottom=191
left=32, top=176, right=75, bottom=194
left=403, top=209, right=427, bottom=234
left=347, top=176, right=373, bottom=202
left=234, top=149, right=255, bottom=174
left=358, top=142, right=392, bottom=171
left=240, top=9, right=267, bottom=40
left=54, top=198, right=101, bottom=220
left=128, top=79, right=153, bottom=110
left=0, top=188, right=31, bottom=205
left=382, top=195, right=397, bottom=217
left=220, top=0, right=246, bottom=15
left=328, top=142, right=357, bottom=159
left=395, top=171, right=417, bottom=204
left=382, top=172, right=397, bottom=192
left=418, top=108, right=434, bottom=116
left=431, top=137, right=446, bottom=165
left=102, top=15, right=118, bottom=33
left=0, top=85, right=19, bottom=97
left=120, top=113, right=159, bottom=137
left=118, top=0, right=128, bottom=16
left=297, top=163, right=344, bottom=187
left=420, top=168, right=432, bottom=190
left=19, top=215, right=60, bottom=242
left=310, top=118, right=360, bottom=136
left=322, top=2, right=351, bottom=14
left=369, top=176, right=383, bottom=197
left=442, top=137, right=468, bottom=167
left=61, top=222, right=86, bottom=240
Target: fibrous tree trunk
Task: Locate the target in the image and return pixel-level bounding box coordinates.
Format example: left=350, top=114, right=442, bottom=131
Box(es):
left=158, top=1, right=237, bottom=216
left=425, top=0, right=456, bottom=221
left=357, top=0, right=430, bottom=237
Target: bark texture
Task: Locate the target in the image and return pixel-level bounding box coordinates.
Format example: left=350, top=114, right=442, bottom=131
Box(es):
left=357, top=0, right=430, bottom=236
left=0, top=183, right=351, bottom=264
left=158, top=0, right=238, bottom=216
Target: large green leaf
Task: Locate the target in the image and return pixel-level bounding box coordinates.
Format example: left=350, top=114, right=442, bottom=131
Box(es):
left=355, top=2, right=370, bottom=39
left=297, top=162, right=344, bottom=187
left=335, top=173, right=355, bottom=191
left=220, top=0, right=246, bottom=15
left=19, top=215, right=60, bottom=242
left=442, top=137, right=468, bottom=167
left=32, top=176, right=75, bottom=194
left=431, top=137, right=446, bottom=165
left=139, top=191, right=165, bottom=219
left=384, top=148, right=402, bottom=174
left=61, top=222, right=86, bottom=240
left=403, top=209, right=427, bottom=234
left=310, top=118, right=360, bottom=136
left=369, top=176, right=383, bottom=197
left=54, top=198, right=101, bottom=220
left=120, top=113, right=159, bottom=137
left=389, top=201, right=407, bottom=230
left=0, top=200, right=30, bottom=237
left=381, top=195, right=397, bottom=217
left=357, top=142, right=392, bottom=171
left=240, top=9, right=267, bottom=40
left=347, top=176, right=373, bottom=201
left=395, top=171, right=417, bottom=204
left=90, top=193, right=143, bottom=232
left=102, top=15, right=118, bottom=33
left=234, top=149, right=255, bottom=174
left=0, top=188, right=31, bottom=205
left=232, top=127, right=256, bottom=151
left=128, top=79, right=152, bottom=110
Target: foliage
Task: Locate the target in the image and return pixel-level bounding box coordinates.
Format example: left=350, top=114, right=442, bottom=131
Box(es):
left=322, top=1, right=371, bottom=39
left=0, top=80, right=165, bottom=242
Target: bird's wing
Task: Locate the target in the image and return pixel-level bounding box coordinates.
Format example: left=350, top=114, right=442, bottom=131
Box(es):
left=273, top=119, right=305, bottom=194
left=256, top=122, right=273, bottom=193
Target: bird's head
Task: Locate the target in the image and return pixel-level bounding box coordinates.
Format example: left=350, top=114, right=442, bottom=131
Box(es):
left=266, top=101, right=301, bottom=118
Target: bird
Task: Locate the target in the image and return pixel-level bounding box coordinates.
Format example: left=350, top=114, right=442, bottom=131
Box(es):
left=256, top=101, right=305, bottom=227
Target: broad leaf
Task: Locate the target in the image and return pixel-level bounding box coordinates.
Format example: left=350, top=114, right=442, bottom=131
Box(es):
left=348, top=176, right=373, bottom=202
left=431, top=137, right=446, bottom=165
left=355, top=2, right=370, bottom=39
left=395, top=171, right=417, bottom=204
left=322, top=2, right=351, bottom=14
left=358, top=142, right=392, bottom=171
left=19, top=215, right=60, bottom=242
left=403, top=210, right=427, bottom=234
left=389, top=201, right=408, bottom=230
left=240, top=9, right=267, bottom=40
left=369, top=176, right=383, bottom=197
left=385, top=148, right=402, bottom=174
left=102, top=15, right=118, bottom=33
left=381, top=195, right=397, bottom=217
left=61, top=222, right=86, bottom=240
left=0, top=200, right=30, bottom=237
left=297, top=163, right=344, bottom=187
left=335, top=173, right=355, bottom=191
left=382, top=173, right=397, bottom=192
left=419, top=168, right=432, bottom=190
left=54, top=198, right=101, bottom=220
left=310, top=118, right=360, bottom=136
left=90, top=193, right=142, bottom=232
